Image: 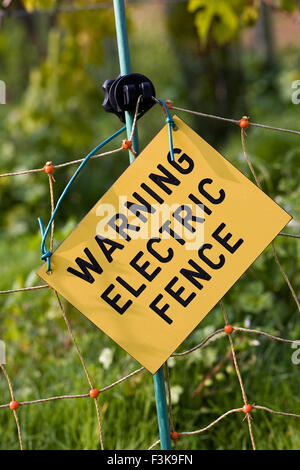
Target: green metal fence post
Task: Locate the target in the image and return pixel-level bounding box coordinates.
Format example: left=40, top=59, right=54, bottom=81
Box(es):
left=112, top=0, right=172, bottom=450
left=113, top=0, right=139, bottom=161
left=153, top=365, right=172, bottom=449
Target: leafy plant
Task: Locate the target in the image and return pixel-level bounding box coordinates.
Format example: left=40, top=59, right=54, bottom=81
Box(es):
left=188, top=0, right=298, bottom=46
left=188, top=0, right=257, bottom=46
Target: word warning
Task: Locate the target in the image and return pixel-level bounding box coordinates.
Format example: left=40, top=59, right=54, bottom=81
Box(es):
left=38, top=116, right=291, bottom=374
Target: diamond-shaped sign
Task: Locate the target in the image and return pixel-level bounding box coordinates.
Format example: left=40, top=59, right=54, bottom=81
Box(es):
left=38, top=116, right=291, bottom=374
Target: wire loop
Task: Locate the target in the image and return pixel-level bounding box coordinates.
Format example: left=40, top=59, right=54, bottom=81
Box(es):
left=38, top=126, right=126, bottom=272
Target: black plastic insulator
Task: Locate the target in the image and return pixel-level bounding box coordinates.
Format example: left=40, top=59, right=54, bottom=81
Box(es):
left=102, top=73, right=156, bottom=123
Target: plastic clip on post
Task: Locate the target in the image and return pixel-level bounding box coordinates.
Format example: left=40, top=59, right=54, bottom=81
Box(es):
left=102, top=73, right=156, bottom=123
left=102, top=74, right=176, bottom=162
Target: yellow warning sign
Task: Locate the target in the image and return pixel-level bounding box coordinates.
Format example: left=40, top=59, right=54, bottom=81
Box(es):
left=38, top=116, right=291, bottom=374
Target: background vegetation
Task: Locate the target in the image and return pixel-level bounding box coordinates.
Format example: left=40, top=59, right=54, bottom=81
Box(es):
left=0, top=0, right=299, bottom=450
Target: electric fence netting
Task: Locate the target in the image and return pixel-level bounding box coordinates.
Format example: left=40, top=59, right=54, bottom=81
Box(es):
left=0, top=99, right=300, bottom=451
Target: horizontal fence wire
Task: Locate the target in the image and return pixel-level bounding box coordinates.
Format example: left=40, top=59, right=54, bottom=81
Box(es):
left=0, top=148, right=123, bottom=178
left=0, top=100, right=300, bottom=450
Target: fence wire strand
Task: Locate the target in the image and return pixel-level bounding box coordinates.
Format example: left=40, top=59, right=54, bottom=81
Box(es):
left=1, top=101, right=300, bottom=450
left=220, top=301, right=256, bottom=450
left=0, top=364, right=23, bottom=450
left=240, top=128, right=300, bottom=314
left=0, top=148, right=123, bottom=179
left=54, top=290, right=104, bottom=450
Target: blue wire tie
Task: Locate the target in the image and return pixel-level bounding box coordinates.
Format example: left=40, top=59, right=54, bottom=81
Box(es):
left=38, top=217, right=51, bottom=272
left=37, top=107, right=163, bottom=272
left=156, top=98, right=176, bottom=162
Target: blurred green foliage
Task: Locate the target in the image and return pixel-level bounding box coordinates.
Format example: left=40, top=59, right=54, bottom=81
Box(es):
left=188, top=0, right=256, bottom=45
left=0, top=0, right=299, bottom=450
left=188, top=0, right=298, bottom=46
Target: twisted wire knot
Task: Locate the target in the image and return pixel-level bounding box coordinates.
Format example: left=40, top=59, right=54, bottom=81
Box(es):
left=41, top=251, right=52, bottom=261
